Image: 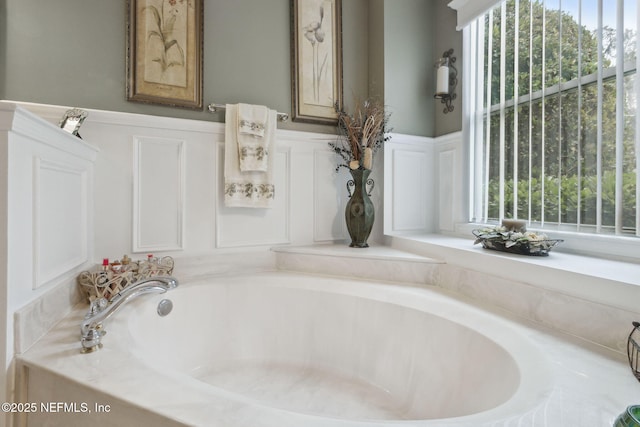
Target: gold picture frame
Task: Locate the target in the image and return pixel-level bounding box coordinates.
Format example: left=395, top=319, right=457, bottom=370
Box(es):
left=291, top=0, right=343, bottom=125
left=126, top=0, right=203, bottom=109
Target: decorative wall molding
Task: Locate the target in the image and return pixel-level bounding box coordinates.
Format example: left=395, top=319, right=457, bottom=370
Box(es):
left=133, top=136, right=186, bottom=252
left=434, top=130, right=463, bottom=147
left=396, top=149, right=429, bottom=231
left=3, top=100, right=217, bottom=134
left=434, top=131, right=465, bottom=232
left=32, top=157, right=89, bottom=289
left=313, top=149, right=347, bottom=242
left=5, top=101, right=376, bottom=252
left=0, top=102, right=100, bottom=160
left=387, top=132, right=435, bottom=147
left=0, top=103, right=98, bottom=407
left=215, top=143, right=292, bottom=248
left=383, top=134, right=435, bottom=235
left=437, top=150, right=456, bottom=232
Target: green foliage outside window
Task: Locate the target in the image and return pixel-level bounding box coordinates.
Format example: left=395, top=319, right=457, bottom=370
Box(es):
left=481, top=0, right=637, bottom=233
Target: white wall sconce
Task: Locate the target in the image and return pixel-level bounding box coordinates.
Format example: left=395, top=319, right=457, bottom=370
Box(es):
left=434, top=49, right=458, bottom=114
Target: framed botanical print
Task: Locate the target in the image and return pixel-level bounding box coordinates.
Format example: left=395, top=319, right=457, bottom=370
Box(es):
left=291, top=0, right=343, bottom=125
left=126, top=0, right=203, bottom=109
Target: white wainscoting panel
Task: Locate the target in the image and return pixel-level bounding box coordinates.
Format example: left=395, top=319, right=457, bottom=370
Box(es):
left=384, top=134, right=435, bottom=235
left=313, top=149, right=347, bottom=242
left=392, top=149, right=428, bottom=231
left=10, top=101, right=392, bottom=254
left=216, top=144, right=291, bottom=248
left=0, top=103, right=98, bottom=407
left=435, top=132, right=464, bottom=232
left=133, top=137, right=185, bottom=252
left=438, top=150, right=456, bottom=232
left=33, top=158, right=89, bottom=289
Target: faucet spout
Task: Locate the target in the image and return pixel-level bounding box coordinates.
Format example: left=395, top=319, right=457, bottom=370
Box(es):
left=80, top=276, right=178, bottom=353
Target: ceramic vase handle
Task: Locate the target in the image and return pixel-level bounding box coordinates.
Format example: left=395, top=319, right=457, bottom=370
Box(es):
left=346, top=179, right=355, bottom=198
left=366, top=178, right=374, bottom=196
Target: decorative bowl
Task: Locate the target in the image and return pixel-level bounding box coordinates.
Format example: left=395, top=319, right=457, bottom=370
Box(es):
left=472, top=227, right=563, bottom=257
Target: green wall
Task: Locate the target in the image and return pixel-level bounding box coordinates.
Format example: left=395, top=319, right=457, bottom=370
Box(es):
left=0, top=0, right=461, bottom=137
left=368, top=0, right=462, bottom=137
left=368, top=0, right=385, bottom=101
left=433, top=0, right=463, bottom=136
left=383, top=0, right=435, bottom=137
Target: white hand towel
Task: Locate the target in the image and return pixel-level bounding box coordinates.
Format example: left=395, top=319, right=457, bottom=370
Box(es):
left=237, top=103, right=269, bottom=172
left=224, top=104, right=276, bottom=208
left=238, top=103, right=267, bottom=137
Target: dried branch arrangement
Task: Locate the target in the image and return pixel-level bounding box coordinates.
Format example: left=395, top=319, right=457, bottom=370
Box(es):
left=329, top=98, right=391, bottom=171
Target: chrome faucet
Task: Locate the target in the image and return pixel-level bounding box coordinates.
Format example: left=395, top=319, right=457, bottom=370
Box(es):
left=80, top=276, right=179, bottom=353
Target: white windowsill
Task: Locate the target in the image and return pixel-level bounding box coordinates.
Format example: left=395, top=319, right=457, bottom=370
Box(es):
left=387, top=232, right=640, bottom=315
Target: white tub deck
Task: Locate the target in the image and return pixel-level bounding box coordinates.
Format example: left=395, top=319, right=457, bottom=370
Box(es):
left=14, top=269, right=639, bottom=427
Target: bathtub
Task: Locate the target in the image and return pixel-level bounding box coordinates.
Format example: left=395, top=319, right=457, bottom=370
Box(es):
left=17, top=272, right=556, bottom=427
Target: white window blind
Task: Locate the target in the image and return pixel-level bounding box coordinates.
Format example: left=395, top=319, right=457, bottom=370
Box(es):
left=469, top=0, right=639, bottom=236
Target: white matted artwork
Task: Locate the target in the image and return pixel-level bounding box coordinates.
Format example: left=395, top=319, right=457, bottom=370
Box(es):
left=291, top=0, right=343, bottom=125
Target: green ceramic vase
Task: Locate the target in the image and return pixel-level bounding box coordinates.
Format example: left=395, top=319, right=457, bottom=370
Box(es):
left=345, top=169, right=374, bottom=248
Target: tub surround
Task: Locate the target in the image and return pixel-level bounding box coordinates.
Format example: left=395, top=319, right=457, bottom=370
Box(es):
left=13, top=250, right=278, bottom=356
left=16, top=240, right=638, bottom=359
left=388, top=234, right=640, bottom=353
left=15, top=270, right=638, bottom=427
left=273, top=243, right=442, bottom=285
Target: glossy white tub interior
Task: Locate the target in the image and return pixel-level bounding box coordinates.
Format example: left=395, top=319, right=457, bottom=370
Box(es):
left=14, top=271, right=566, bottom=427
left=112, top=272, right=552, bottom=425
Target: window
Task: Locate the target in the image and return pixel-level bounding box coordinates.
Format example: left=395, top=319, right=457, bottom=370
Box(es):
left=468, top=0, right=639, bottom=237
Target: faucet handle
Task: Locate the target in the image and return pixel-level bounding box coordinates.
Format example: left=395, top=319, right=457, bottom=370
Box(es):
left=85, top=297, right=108, bottom=319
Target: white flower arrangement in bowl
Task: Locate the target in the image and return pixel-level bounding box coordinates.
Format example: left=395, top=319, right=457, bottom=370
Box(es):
left=472, top=225, right=563, bottom=256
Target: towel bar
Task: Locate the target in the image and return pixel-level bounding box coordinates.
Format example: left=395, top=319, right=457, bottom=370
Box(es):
left=207, top=103, right=289, bottom=122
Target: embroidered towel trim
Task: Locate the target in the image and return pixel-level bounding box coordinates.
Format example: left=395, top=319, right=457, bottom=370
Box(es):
left=238, top=103, right=267, bottom=137
left=224, top=104, right=276, bottom=208
left=237, top=103, right=269, bottom=172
